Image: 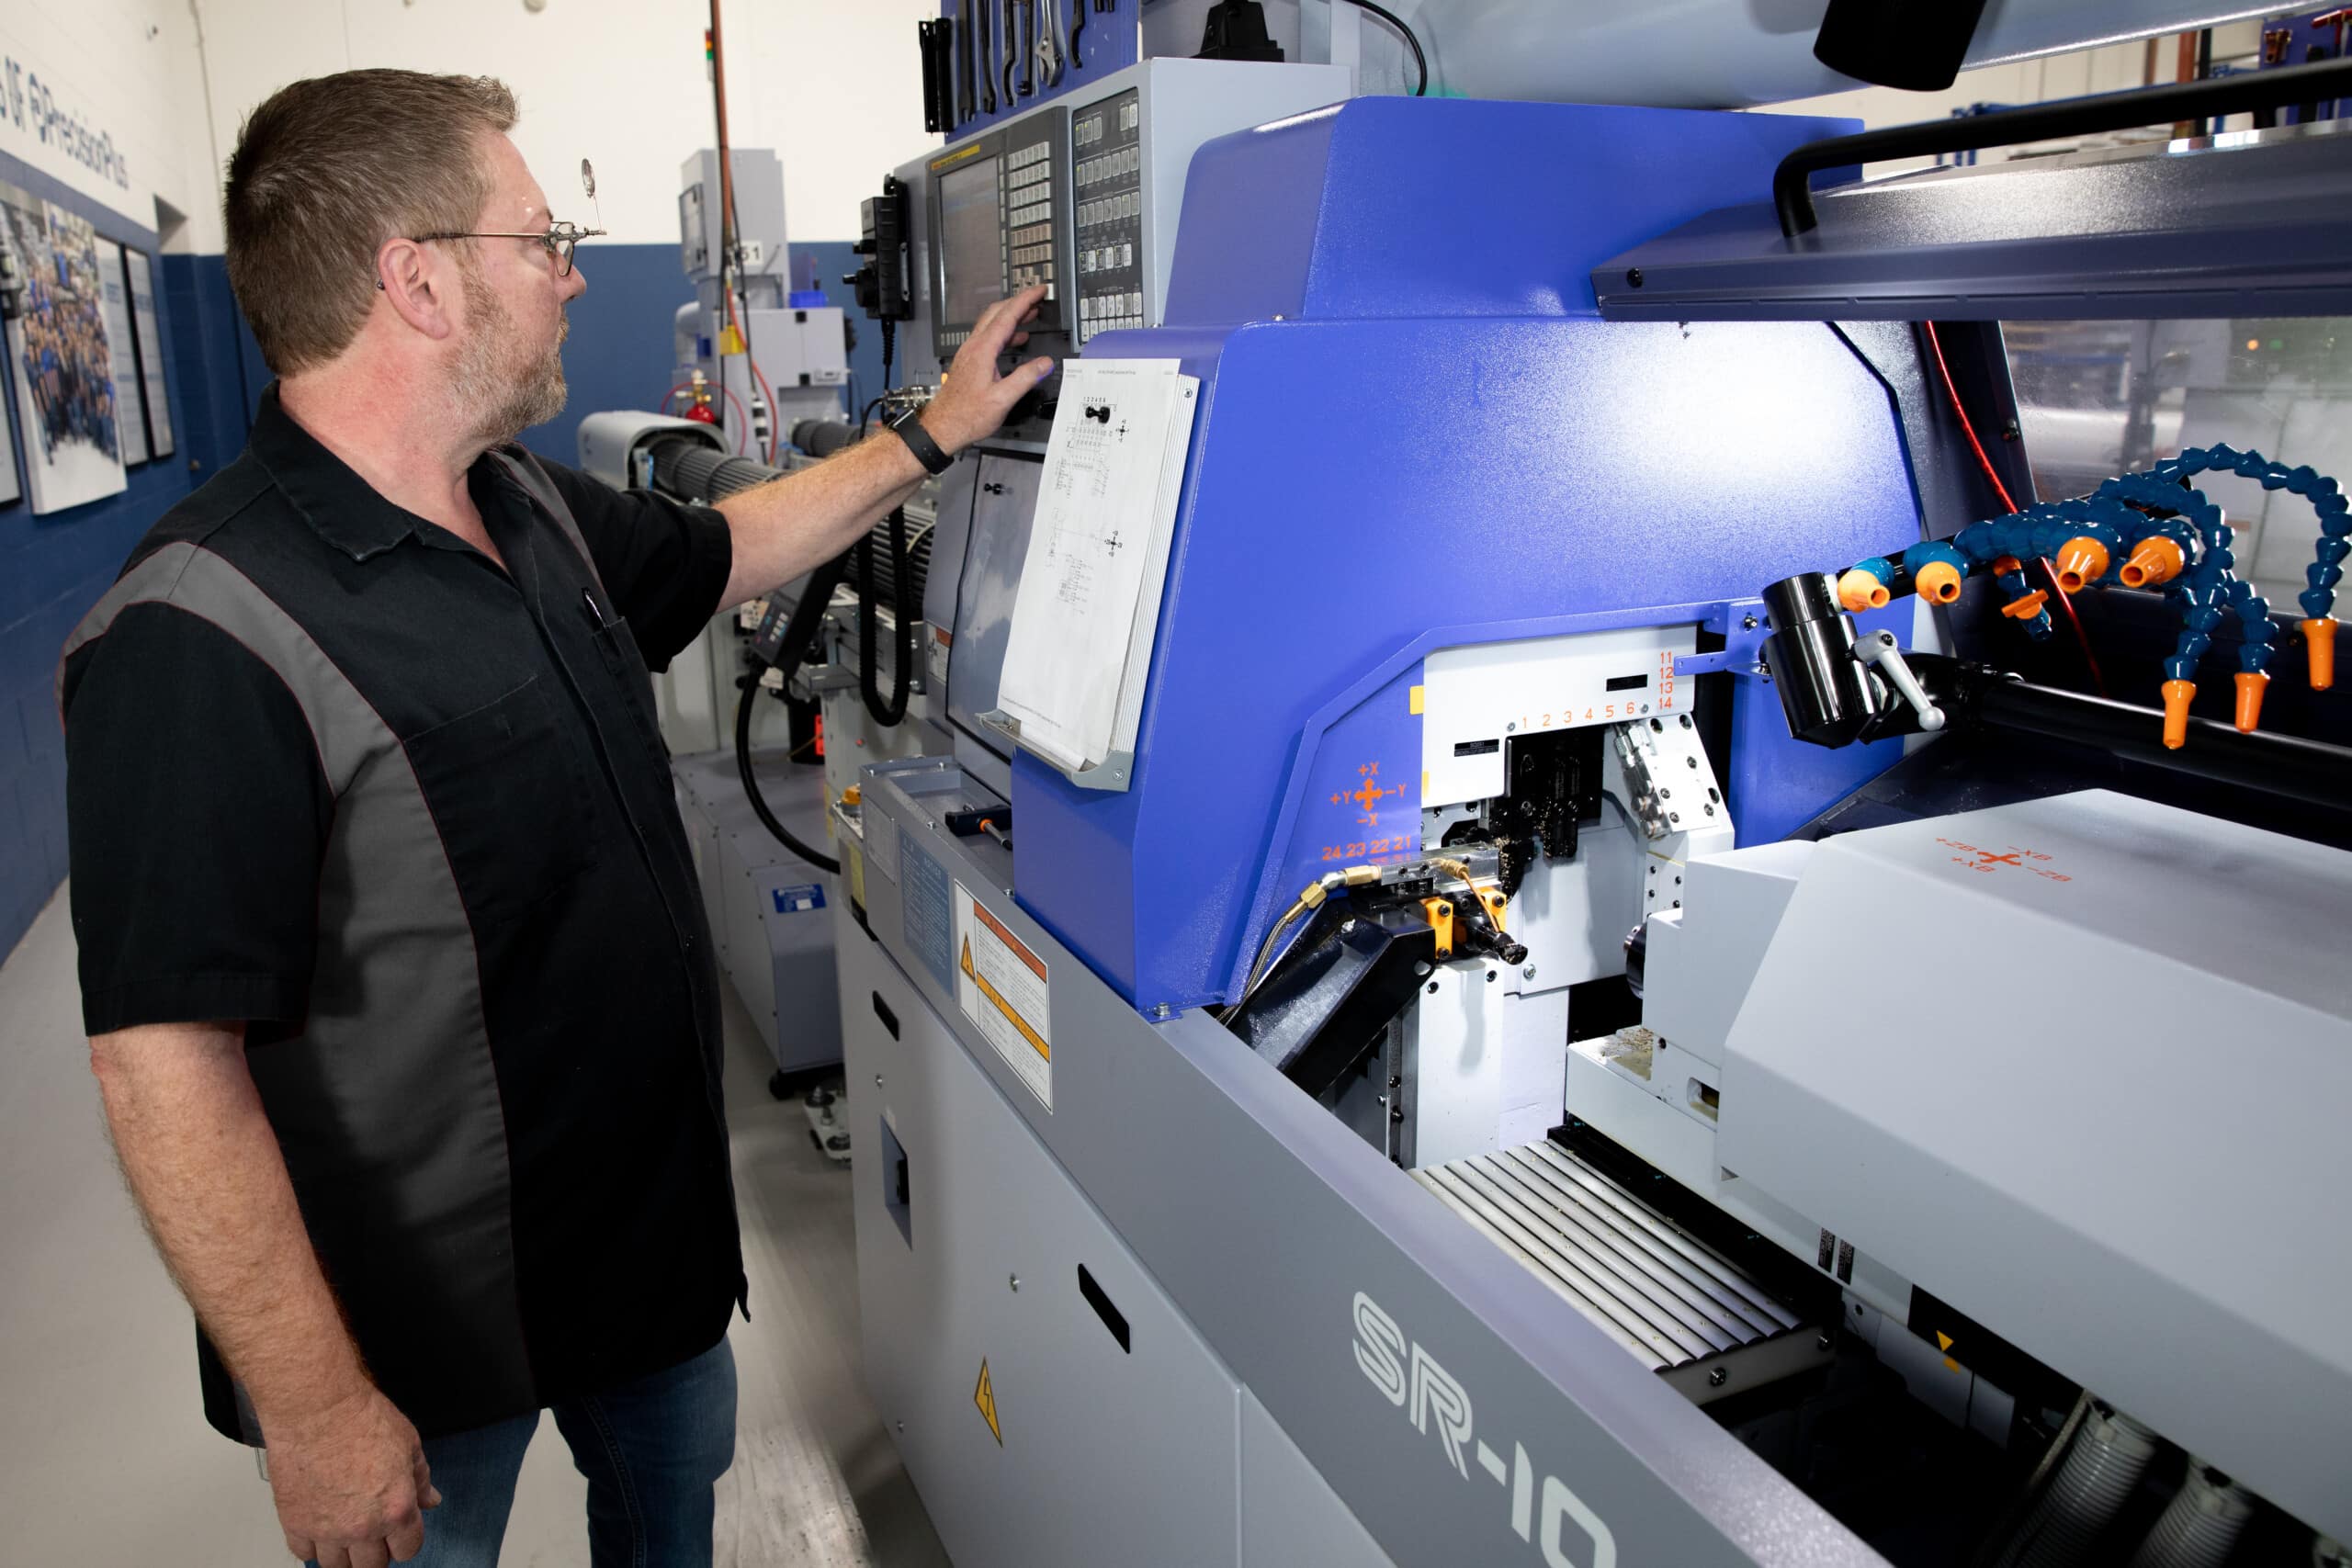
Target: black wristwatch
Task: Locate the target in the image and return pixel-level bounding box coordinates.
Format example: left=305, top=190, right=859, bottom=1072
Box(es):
left=888, top=409, right=954, bottom=476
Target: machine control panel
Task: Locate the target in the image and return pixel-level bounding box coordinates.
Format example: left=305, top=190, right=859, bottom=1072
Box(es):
left=928, top=107, right=1074, bottom=361
left=1074, top=88, right=1143, bottom=343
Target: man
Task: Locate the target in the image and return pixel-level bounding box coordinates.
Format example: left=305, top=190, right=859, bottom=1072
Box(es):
left=61, top=70, right=1050, bottom=1568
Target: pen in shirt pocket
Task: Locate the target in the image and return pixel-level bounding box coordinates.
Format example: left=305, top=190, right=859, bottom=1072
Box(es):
left=582, top=588, right=612, bottom=632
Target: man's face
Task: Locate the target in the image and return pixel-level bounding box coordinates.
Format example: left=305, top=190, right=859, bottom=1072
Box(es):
left=448, top=132, right=587, bottom=446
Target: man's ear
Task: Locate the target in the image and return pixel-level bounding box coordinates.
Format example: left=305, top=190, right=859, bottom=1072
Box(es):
left=375, top=239, right=456, bottom=342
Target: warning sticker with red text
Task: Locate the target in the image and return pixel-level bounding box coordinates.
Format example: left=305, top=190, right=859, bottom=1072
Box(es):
left=955, top=883, right=1053, bottom=1111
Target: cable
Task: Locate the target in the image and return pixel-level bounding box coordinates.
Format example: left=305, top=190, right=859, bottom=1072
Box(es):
left=1345, top=0, right=1429, bottom=96
left=1921, top=321, right=2109, bottom=697
left=733, top=547, right=860, bottom=876
left=735, top=676, right=839, bottom=874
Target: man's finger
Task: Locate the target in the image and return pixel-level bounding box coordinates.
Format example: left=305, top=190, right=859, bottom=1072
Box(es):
left=314, top=1546, right=353, bottom=1568
left=993, top=358, right=1056, bottom=411
left=413, top=1450, right=439, bottom=1510
left=351, top=1540, right=392, bottom=1568
left=974, top=287, right=1048, bottom=357
left=389, top=1508, right=427, bottom=1563
left=285, top=1534, right=316, bottom=1563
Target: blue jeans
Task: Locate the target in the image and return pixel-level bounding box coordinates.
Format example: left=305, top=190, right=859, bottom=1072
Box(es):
left=316, top=1337, right=737, bottom=1568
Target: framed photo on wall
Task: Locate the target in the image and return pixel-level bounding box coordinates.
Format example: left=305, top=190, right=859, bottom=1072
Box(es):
left=99, top=243, right=150, bottom=468
left=0, top=364, right=20, bottom=505
left=123, top=247, right=173, bottom=460
left=1, top=189, right=130, bottom=513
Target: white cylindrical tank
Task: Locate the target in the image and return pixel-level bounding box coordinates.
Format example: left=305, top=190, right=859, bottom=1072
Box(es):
left=1386, top=0, right=2275, bottom=107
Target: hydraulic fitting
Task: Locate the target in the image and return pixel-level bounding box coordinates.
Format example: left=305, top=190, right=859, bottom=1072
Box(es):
left=2233, top=670, right=2269, bottom=734
left=2118, top=536, right=2186, bottom=589
left=2304, top=616, right=2337, bottom=690
left=1838, top=558, right=1894, bottom=613
left=1902, top=540, right=1968, bottom=604
left=2161, top=679, right=2196, bottom=750
left=2052, top=536, right=2111, bottom=592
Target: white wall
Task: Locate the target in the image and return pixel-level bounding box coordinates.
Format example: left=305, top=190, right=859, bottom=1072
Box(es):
left=177, top=0, right=941, bottom=252
left=0, top=0, right=215, bottom=237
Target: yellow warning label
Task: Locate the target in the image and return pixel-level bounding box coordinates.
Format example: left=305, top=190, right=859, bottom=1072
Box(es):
left=1935, top=1331, right=1954, bottom=1353
left=974, top=1359, right=1002, bottom=1445
left=1408, top=683, right=1425, bottom=716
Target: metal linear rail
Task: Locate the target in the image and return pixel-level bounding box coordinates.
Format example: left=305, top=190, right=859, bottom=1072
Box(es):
left=1414, top=1143, right=1829, bottom=1403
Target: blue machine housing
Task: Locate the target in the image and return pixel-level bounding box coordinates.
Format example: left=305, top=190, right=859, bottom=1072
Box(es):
left=1009, top=97, right=1919, bottom=1012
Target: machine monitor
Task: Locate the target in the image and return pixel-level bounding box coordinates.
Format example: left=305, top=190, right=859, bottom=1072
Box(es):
left=928, top=107, right=1074, bottom=360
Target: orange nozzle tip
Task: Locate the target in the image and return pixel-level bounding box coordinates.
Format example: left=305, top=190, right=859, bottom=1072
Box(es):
left=1837, top=569, right=1891, bottom=614
left=2000, top=589, right=2050, bottom=620
left=2161, top=679, right=2196, bottom=750
left=1915, top=560, right=1963, bottom=604
left=2120, top=536, right=2185, bottom=590
left=1992, top=555, right=2023, bottom=576
left=2303, top=617, right=2336, bottom=691
left=2054, top=536, right=2111, bottom=590
left=2233, top=671, right=2269, bottom=734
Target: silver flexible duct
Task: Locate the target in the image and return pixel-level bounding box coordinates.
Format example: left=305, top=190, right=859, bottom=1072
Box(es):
left=1998, top=1403, right=2162, bottom=1568
left=2127, top=1462, right=2255, bottom=1568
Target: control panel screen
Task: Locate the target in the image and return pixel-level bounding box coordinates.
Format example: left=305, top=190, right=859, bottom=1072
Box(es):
left=929, top=107, right=1071, bottom=359
left=936, top=158, right=1004, bottom=332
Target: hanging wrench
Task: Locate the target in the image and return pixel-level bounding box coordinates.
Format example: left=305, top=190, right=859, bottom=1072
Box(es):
left=1001, top=0, right=1018, bottom=106
left=1036, top=0, right=1066, bottom=86
left=978, top=0, right=997, bottom=114
left=1016, top=0, right=1036, bottom=97
left=1069, top=0, right=1086, bottom=71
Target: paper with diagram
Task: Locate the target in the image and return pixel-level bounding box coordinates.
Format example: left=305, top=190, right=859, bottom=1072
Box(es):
left=994, top=358, right=1198, bottom=779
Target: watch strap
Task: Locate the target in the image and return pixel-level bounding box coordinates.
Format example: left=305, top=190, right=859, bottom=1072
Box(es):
left=889, top=410, right=954, bottom=476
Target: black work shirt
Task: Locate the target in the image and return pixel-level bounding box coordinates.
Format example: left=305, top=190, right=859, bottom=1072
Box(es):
left=60, top=386, right=744, bottom=1440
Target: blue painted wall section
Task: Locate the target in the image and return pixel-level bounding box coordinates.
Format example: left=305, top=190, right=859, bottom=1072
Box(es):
left=1007, top=98, right=1918, bottom=1012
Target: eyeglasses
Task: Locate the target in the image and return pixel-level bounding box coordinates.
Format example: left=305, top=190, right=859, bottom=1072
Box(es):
left=394, top=159, right=606, bottom=281
left=411, top=219, right=605, bottom=277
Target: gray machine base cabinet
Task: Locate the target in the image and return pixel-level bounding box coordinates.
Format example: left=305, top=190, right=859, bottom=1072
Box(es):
left=837, top=910, right=1392, bottom=1566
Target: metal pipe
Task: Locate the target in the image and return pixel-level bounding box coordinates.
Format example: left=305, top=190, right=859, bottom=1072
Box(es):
left=1775, top=55, right=2352, bottom=233
left=1957, top=668, right=2352, bottom=818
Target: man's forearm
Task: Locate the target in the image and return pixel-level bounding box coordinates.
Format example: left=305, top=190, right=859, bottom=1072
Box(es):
left=713, top=428, right=925, bottom=613
left=91, top=1022, right=371, bottom=1430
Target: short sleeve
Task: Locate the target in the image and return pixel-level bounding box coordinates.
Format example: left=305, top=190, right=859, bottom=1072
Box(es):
left=535, top=458, right=734, bottom=671
left=63, top=602, right=333, bottom=1036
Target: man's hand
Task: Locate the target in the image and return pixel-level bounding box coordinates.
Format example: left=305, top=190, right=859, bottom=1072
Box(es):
left=712, top=285, right=1057, bottom=611
left=267, top=1384, right=441, bottom=1567
left=918, top=284, right=1057, bottom=454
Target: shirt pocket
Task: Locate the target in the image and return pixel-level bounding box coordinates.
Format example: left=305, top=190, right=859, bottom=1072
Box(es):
left=401, top=674, right=599, bottom=927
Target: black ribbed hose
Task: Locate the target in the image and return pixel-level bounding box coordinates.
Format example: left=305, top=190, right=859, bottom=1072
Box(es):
left=857, top=507, right=915, bottom=726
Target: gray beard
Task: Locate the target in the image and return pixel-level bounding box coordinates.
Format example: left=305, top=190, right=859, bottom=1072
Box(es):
left=452, top=281, right=569, bottom=448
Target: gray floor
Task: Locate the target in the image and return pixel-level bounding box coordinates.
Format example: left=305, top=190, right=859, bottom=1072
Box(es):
left=0, top=885, right=951, bottom=1567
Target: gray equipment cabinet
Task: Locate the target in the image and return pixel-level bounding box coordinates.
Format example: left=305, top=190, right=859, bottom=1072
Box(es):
left=673, top=750, right=842, bottom=1078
